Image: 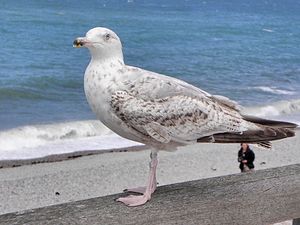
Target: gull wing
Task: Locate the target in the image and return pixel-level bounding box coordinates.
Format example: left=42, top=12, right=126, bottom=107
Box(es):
left=119, top=66, right=242, bottom=111
left=110, top=68, right=248, bottom=144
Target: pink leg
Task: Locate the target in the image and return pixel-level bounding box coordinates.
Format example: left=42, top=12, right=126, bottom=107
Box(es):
left=117, top=151, right=158, bottom=206
left=124, top=174, right=157, bottom=194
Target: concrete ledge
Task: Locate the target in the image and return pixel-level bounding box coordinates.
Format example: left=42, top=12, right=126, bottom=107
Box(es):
left=0, top=164, right=299, bottom=225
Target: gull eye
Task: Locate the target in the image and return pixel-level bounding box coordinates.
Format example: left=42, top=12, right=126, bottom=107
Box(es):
left=104, top=33, right=111, bottom=41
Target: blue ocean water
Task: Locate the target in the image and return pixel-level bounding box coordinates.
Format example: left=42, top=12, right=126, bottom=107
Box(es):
left=0, top=0, right=300, bottom=159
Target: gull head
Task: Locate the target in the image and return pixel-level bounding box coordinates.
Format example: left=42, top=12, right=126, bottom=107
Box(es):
left=73, top=27, right=123, bottom=61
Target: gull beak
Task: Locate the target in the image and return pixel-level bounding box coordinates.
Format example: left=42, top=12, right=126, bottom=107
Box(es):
left=73, top=37, right=87, bottom=48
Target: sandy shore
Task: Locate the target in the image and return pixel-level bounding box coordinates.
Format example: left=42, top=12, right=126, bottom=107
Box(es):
left=0, top=131, right=299, bottom=217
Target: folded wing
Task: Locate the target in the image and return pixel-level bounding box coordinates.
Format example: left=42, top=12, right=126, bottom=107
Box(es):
left=110, top=89, right=248, bottom=144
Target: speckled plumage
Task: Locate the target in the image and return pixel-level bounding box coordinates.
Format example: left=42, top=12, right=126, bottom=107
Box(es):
left=75, top=27, right=296, bottom=207
left=85, top=61, right=260, bottom=149
left=79, top=30, right=260, bottom=150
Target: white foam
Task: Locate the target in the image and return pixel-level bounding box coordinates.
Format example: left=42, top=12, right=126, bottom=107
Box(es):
left=243, top=99, right=300, bottom=125
left=0, top=120, right=144, bottom=160
left=0, top=134, right=143, bottom=160
left=250, top=86, right=295, bottom=95
left=0, top=120, right=112, bottom=151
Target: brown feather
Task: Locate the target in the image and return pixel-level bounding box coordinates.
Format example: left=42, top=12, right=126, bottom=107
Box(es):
left=197, top=117, right=297, bottom=144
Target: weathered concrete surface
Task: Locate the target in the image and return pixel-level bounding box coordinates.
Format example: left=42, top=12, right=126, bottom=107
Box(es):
left=0, top=164, right=299, bottom=225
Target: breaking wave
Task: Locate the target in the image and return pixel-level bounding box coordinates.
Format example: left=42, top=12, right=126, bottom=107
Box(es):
left=0, top=120, right=143, bottom=160
left=243, top=99, right=300, bottom=122
left=0, top=120, right=112, bottom=151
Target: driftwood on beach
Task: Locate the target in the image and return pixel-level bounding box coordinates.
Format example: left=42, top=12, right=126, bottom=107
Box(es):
left=0, top=164, right=299, bottom=225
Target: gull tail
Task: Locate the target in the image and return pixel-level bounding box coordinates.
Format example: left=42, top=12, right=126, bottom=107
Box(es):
left=255, top=141, right=272, bottom=150
left=242, top=115, right=298, bottom=129
left=197, top=116, right=298, bottom=149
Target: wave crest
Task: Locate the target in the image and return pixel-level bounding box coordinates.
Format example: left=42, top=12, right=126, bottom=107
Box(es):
left=243, top=99, right=300, bottom=118
left=0, top=120, right=112, bottom=151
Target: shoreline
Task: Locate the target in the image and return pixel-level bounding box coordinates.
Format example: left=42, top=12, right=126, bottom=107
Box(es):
left=0, top=145, right=147, bottom=169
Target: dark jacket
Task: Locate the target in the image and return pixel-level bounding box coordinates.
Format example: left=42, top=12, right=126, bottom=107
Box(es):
left=238, top=148, right=255, bottom=171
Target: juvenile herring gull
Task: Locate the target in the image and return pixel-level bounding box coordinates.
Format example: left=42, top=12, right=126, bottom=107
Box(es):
left=73, top=27, right=297, bottom=206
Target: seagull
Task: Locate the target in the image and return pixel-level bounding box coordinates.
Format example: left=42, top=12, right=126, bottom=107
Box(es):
left=73, top=27, right=297, bottom=206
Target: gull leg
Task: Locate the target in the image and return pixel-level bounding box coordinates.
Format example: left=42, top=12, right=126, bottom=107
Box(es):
left=124, top=155, right=157, bottom=194
left=124, top=176, right=157, bottom=194
left=117, top=151, right=158, bottom=206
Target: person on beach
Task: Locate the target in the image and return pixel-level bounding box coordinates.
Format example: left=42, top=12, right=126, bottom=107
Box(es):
left=238, top=143, right=255, bottom=172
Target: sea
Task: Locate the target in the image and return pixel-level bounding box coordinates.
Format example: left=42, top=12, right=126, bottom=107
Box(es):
left=0, top=0, right=299, bottom=160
